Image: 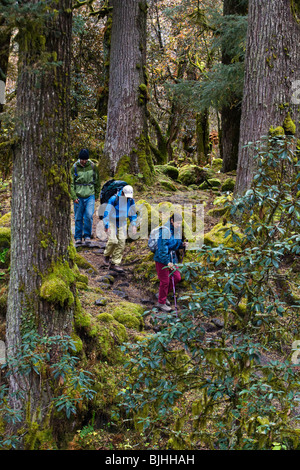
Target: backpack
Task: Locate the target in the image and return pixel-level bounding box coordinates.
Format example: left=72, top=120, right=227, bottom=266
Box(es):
left=99, top=179, right=128, bottom=220
left=148, top=226, right=170, bottom=253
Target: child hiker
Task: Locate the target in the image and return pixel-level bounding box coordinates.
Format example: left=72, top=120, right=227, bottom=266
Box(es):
left=154, top=213, right=187, bottom=312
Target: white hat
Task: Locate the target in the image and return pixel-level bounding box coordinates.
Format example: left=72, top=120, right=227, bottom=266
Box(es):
left=122, top=185, right=133, bottom=198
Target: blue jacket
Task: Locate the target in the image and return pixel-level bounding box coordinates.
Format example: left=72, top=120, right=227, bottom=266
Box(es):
left=103, top=189, right=137, bottom=229
left=153, top=220, right=184, bottom=265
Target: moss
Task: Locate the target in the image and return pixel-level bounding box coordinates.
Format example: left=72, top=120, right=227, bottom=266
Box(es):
left=160, top=180, right=177, bottom=192
left=211, top=158, right=223, bottom=172
left=199, top=178, right=221, bottom=190
left=0, top=227, right=11, bottom=249
left=155, top=165, right=179, bottom=180
left=115, top=155, right=131, bottom=177
left=110, top=301, right=144, bottom=331
left=283, top=112, right=296, bottom=135
left=95, top=318, right=128, bottom=362
left=269, top=126, right=285, bottom=137
left=221, top=178, right=235, bottom=192
left=74, top=297, right=92, bottom=330
left=39, top=259, right=77, bottom=307
left=97, top=312, right=114, bottom=323
left=40, top=278, right=74, bottom=306
left=178, top=165, right=212, bottom=186
left=204, top=222, right=245, bottom=249
left=0, top=212, right=11, bottom=227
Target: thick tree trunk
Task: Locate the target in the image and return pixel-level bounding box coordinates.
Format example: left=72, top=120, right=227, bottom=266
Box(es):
left=6, top=0, right=73, bottom=431
left=221, top=0, right=248, bottom=173
left=235, top=0, right=300, bottom=194
left=103, top=0, right=153, bottom=183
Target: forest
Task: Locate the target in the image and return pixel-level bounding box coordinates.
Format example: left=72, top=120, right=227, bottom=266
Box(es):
left=0, top=0, right=300, bottom=453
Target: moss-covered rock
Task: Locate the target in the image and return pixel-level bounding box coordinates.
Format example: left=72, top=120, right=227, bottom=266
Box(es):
left=178, top=165, right=211, bottom=186
left=221, top=178, right=235, bottom=192
left=199, top=178, right=221, bottom=190
left=204, top=222, right=245, bottom=249
left=110, top=301, right=144, bottom=330
left=155, top=165, right=179, bottom=180
left=211, top=158, right=223, bottom=172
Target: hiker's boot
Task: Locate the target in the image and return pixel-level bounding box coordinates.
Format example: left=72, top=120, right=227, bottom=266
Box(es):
left=103, top=256, right=110, bottom=266
left=156, top=302, right=172, bottom=312
left=84, top=237, right=91, bottom=246
left=110, top=263, right=124, bottom=273
left=155, top=293, right=170, bottom=306
left=75, top=239, right=82, bottom=247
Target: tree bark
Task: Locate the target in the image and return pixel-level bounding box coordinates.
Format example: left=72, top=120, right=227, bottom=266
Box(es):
left=6, top=0, right=73, bottom=431
left=221, top=0, right=248, bottom=173
left=235, top=0, right=300, bottom=194
left=103, top=0, right=153, bottom=183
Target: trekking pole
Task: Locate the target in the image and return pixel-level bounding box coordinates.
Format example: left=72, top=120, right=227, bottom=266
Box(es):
left=170, top=251, right=178, bottom=317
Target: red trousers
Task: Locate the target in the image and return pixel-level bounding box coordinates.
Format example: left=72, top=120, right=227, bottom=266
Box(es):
left=155, top=261, right=181, bottom=304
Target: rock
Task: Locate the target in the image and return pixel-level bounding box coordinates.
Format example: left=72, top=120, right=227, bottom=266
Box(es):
left=221, top=178, right=235, bottom=192
left=211, top=318, right=224, bottom=328
left=95, top=298, right=107, bottom=306
left=155, top=164, right=179, bottom=180
left=112, top=289, right=129, bottom=299
left=199, top=178, right=221, bottom=190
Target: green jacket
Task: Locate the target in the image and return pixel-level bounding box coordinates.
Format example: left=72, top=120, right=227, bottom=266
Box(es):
left=70, top=160, right=100, bottom=201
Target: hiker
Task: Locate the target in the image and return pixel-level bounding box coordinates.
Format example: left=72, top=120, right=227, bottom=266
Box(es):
left=102, top=184, right=137, bottom=272
left=70, top=149, right=100, bottom=247
left=154, top=213, right=187, bottom=312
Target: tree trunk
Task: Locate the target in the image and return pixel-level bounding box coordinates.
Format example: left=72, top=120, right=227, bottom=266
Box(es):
left=196, top=111, right=210, bottom=166
left=235, top=0, right=300, bottom=194
left=0, top=2, right=12, bottom=123
left=221, top=0, right=248, bottom=173
left=103, top=0, right=153, bottom=183
left=6, top=0, right=73, bottom=432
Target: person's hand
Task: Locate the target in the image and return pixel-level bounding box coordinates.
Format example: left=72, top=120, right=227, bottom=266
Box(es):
left=183, top=241, right=188, bottom=248
left=168, top=262, right=174, bottom=269
left=74, top=199, right=79, bottom=204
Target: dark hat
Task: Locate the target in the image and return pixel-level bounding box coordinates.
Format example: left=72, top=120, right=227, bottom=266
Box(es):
left=79, top=149, right=89, bottom=160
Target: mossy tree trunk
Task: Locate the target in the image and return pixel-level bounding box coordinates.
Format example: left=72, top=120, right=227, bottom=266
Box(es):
left=220, top=0, right=248, bottom=173
left=235, top=0, right=300, bottom=194
left=6, top=0, right=74, bottom=434
left=103, top=0, right=153, bottom=183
